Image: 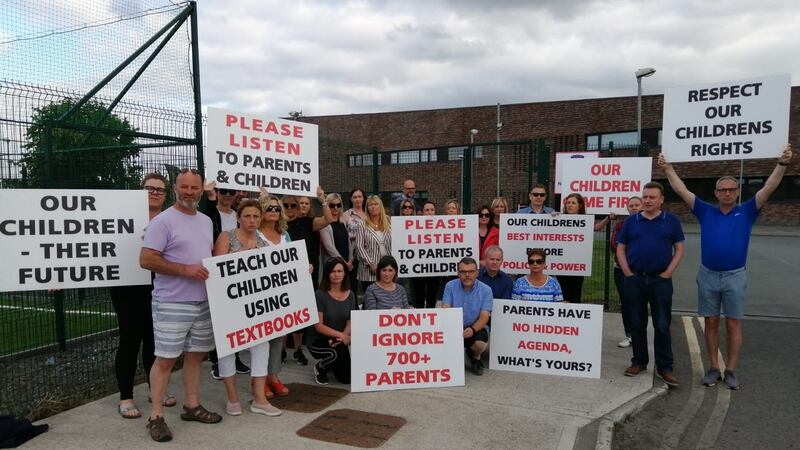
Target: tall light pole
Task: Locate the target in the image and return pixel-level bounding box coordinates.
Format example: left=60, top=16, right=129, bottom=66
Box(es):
left=635, top=67, right=656, bottom=151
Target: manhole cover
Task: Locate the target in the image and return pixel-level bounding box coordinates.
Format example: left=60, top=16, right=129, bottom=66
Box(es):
left=267, top=383, right=348, bottom=413
left=297, top=408, right=406, bottom=448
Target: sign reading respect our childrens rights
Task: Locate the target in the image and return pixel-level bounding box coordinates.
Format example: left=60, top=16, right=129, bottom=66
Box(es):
left=490, top=299, right=603, bottom=379
left=205, top=107, right=319, bottom=196
left=560, top=157, right=652, bottom=215
left=391, top=215, right=479, bottom=277
left=202, top=240, right=318, bottom=359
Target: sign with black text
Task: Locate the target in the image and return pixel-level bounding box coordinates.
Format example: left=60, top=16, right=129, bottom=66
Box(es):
left=391, top=215, right=479, bottom=277
left=499, top=214, right=594, bottom=276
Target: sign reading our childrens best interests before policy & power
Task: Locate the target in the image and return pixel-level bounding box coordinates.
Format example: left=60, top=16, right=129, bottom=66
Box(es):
left=350, top=308, right=465, bottom=392
left=661, top=74, right=791, bottom=163
left=206, top=107, right=319, bottom=196
left=490, top=299, right=603, bottom=379
left=499, top=213, right=594, bottom=276
left=391, top=215, right=479, bottom=277
left=560, top=157, right=652, bottom=216
left=202, top=240, right=318, bottom=359
left=0, top=189, right=150, bottom=292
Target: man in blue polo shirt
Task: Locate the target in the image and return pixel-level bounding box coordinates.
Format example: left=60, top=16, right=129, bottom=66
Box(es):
left=442, top=257, right=493, bottom=376
left=659, top=145, right=793, bottom=390
left=478, top=246, right=513, bottom=300
left=616, top=181, right=685, bottom=387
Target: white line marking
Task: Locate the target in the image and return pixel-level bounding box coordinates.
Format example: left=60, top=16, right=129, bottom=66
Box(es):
left=0, top=304, right=116, bottom=317
left=696, top=319, right=731, bottom=449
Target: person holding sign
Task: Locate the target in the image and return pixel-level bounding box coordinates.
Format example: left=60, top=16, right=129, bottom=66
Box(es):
left=354, top=195, right=392, bottom=294
left=364, top=255, right=411, bottom=310
left=442, top=257, right=493, bottom=376
left=518, top=184, right=554, bottom=214
left=212, top=199, right=282, bottom=417
left=659, top=145, right=794, bottom=390
left=512, top=249, right=564, bottom=302
left=309, top=257, right=357, bottom=385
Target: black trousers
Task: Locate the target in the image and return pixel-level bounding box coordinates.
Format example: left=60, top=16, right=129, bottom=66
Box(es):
left=411, top=277, right=441, bottom=309
left=556, top=275, right=584, bottom=304
left=308, top=337, right=351, bottom=383
left=110, top=285, right=155, bottom=400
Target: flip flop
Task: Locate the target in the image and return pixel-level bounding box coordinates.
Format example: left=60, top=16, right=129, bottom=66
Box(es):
left=148, top=394, right=177, bottom=407
left=118, top=403, right=142, bottom=419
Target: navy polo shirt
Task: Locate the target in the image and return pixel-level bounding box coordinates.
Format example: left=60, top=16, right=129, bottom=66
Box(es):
left=478, top=267, right=513, bottom=300
left=617, top=211, right=684, bottom=273
left=693, top=197, right=759, bottom=271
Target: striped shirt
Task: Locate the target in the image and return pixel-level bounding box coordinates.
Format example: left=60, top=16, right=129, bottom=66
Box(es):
left=363, top=283, right=410, bottom=310
left=354, top=221, right=392, bottom=282
left=512, top=276, right=564, bottom=302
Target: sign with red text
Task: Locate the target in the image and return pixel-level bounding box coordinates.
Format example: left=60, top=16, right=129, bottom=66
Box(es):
left=203, top=240, right=318, bottom=358
left=499, top=214, right=594, bottom=276
left=662, top=74, right=790, bottom=163
left=391, top=215, right=479, bottom=277
left=350, top=308, right=465, bottom=392
left=490, top=299, right=603, bottom=379
left=560, top=157, right=652, bottom=215
left=0, top=189, right=150, bottom=292
left=206, top=107, right=319, bottom=196
left=555, top=151, right=598, bottom=194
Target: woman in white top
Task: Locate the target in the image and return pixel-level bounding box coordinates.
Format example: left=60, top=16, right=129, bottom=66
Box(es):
left=344, top=188, right=367, bottom=290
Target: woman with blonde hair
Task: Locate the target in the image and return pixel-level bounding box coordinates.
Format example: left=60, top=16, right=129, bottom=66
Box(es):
left=354, top=195, right=392, bottom=293
left=490, top=196, right=509, bottom=228
left=444, top=199, right=461, bottom=215
left=320, top=193, right=352, bottom=271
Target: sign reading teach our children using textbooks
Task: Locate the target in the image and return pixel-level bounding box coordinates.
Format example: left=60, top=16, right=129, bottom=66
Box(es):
left=205, top=107, right=319, bottom=196
left=202, top=240, right=318, bottom=359
left=560, top=157, right=652, bottom=216
left=0, top=189, right=150, bottom=292
left=391, top=215, right=479, bottom=278
left=661, top=74, right=790, bottom=163
left=490, top=299, right=603, bottom=379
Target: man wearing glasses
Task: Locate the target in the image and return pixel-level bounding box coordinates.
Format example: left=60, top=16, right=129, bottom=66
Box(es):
left=391, top=179, right=420, bottom=216
left=441, top=257, right=493, bottom=376
left=517, top=184, right=554, bottom=214
left=659, top=145, right=794, bottom=390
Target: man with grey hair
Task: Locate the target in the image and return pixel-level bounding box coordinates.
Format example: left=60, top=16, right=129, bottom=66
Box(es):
left=478, top=245, right=513, bottom=300
left=659, top=144, right=794, bottom=390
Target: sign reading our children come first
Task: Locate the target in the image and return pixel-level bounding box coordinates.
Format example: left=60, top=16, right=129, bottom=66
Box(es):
left=206, top=107, right=319, bottom=196
left=662, top=74, right=791, bottom=163
left=560, top=157, right=652, bottom=215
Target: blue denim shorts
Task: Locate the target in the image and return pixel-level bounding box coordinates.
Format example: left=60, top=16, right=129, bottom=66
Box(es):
left=696, top=265, right=747, bottom=319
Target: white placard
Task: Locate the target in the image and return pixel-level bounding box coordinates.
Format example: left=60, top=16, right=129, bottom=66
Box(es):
left=0, top=189, right=150, bottom=292
left=499, top=213, right=594, bottom=276
left=391, top=215, right=479, bottom=277
left=490, top=299, right=603, bottom=379
left=561, top=157, right=652, bottom=215
left=206, top=107, right=319, bottom=196
left=350, top=308, right=465, bottom=392
left=662, top=74, right=791, bottom=162
left=555, top=151, right=599, bottom=194
left=203, top=240, right=318, bottom=358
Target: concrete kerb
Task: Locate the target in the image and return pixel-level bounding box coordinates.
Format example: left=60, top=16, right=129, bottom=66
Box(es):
left=593, top=384, right=669, bottom=450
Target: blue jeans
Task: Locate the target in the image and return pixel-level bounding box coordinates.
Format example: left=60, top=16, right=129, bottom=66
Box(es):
left=622, top=274, right=674, bottom=373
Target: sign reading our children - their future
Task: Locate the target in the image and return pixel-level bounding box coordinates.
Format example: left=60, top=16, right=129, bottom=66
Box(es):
left=560, top=157, right=652, bottom=215
left=206, top=106, right=319, bottom=196
left=0, top=189, right=150, bottom=292
left=490, top=299, right=603, bottom=379
left=202, top=240, right=318, bottom=359
left=350, top=308, right=465, bottom=392
left=391, top=215, right=479, bottom=277
left=499, top=213, right=594, bottom=276
left=662, top=74, right=791, bottom=163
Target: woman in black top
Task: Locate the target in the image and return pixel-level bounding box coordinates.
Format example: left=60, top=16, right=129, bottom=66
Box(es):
left=320, top=193, right=352, bottom=271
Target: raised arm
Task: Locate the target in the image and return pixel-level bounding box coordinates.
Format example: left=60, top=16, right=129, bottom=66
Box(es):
left=657, top=153, right=695, bottom=209
left=312, top=186, right=335, bottom=231
left=755, top=144, right=794, bottom=209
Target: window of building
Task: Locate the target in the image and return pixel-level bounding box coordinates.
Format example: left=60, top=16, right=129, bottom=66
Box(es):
left=347, top=145, right=480, bottom=167
left=586, top=128, right=661, bottom=150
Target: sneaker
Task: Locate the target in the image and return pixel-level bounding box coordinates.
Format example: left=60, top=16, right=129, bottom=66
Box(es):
left=210, top=364, right=222, bottom=380
left=225, top=401, right=242, bottom=416
left=624, top=365, right=647, bottom=377
left=250, top=401, right=282, bottom=417
left=147, top=416, right=172, bottom=442
left=617, top=336, right=632, bottom=348
left=470, top=358, right=484, bottom=376
left=701, top=368, right=722, bottom=387
left=294, top=349, right=309, bottom=366
left=723, top=370, right=740, bottom=390
left=314, top=363, right=329, bottom=385
left=235, top=358, right=250, bottom=374
left=280, top=349, right=287, bottom=364
left=657, top=371, right=680, bottom=387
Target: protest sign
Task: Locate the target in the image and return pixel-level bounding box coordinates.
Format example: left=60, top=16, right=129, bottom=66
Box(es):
left=662, top=74, right=790, bottom=163
left=499, top=213, right=594, bottom=276
left=203, top=240, right=318, bottom=358
left=555, top=151, right=598, bottom=194
left=350, top=308, right=465, bottom=392
left=561, top=157, right=652, bottom=215
left=0, top=189, right=150, bottom=292
left=206, top=107, right=319, bottom=196
left=391, top=215, right=479, bottom=277
left=490, top=299, right=602, bottom=379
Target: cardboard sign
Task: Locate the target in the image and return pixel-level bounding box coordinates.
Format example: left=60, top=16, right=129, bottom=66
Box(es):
left=203, top=240, right=318, bottom=358
left=560, top=157, right=652, bottom=215
left=555, top=151, right=598, bottom=194
left=391, top=215, right=479, bottom=277
left=0, top=189, right=150, bottom=292
left=350, top=308, right=465, bottom=392
left=662, top=74, right=791, bottom=162
left=499, top=213, right=594, bottom=276
left=206, top=107, right=319, bottom=196
left=490, top=299, right=603, bottom=379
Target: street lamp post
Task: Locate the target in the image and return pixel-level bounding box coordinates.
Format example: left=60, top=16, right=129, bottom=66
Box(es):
left=635, top=67, right=656, bottom=152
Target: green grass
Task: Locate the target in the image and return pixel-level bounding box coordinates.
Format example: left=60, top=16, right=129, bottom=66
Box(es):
left=582, top=238, right=621, bottom=309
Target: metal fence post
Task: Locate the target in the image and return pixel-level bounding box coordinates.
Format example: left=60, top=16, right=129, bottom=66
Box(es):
left=53, top=292, right=67, bottom=351
left=189, top=1, right=204, bottom=173
left=603, top=220, right=611, bottom=311
left=462, top=145, right=473, bottom=213
left=371, top=146, right=379, bottom=196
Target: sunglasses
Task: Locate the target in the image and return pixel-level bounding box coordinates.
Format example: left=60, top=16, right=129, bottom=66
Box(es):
left=144, top=186, right=166, bottom=194
left=402, top=204, right=414, bottom=210
left=530, top=192, right=546, bottom=198
left=528, top=259, right=545, bottom=265
left=283, top=203, right=298, bottom=209
left=219, top=189, right=236, bottom=196
left=329, top=203, right=343, bottom=209
left=479, top=212, right=491, bottom=218
left=264, top=205, right=282, bottom=212
left=716, top=188, right=738, bottom=193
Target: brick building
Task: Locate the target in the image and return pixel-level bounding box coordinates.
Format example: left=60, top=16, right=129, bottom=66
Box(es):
left=304, top=88, right=800, bottom=225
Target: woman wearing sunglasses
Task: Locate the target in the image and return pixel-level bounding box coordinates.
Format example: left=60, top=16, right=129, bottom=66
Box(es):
left=477, top=205, right=499, bottom=265
left=320, top=193, right=352, bottom=272
left=512, top=249, right=564, bottom=302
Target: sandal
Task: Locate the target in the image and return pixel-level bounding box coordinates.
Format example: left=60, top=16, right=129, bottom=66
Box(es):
left=148, top=393, right=177, bottom=407
left=180, top=404, right=222, bottom=424
left=118, top=403, right=142, bottom=419
left=147, top=416, right=172, bottom=442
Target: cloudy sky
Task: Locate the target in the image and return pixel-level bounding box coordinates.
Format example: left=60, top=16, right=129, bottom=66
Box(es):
left=196, top=0, right=800, bottom=117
